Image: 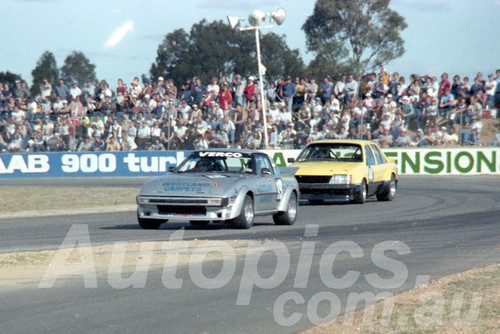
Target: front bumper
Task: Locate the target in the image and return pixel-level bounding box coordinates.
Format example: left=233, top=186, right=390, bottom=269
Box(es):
left=137, top=195, right=235, bottom=221
left=298, top=183, right=361, bottom=201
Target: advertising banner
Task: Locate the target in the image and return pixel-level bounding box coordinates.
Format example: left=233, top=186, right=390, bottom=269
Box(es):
left=0, top=148, right=499, bottom=178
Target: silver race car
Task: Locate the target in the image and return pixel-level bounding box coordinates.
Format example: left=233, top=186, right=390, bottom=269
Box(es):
left=137, top=149, right=300, bottom=229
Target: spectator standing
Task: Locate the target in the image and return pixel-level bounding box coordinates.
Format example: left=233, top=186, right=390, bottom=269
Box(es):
left=40, top=79, right=52, bottom=99
left=192, top=78, right=206, bottom=107
left=334, top=75, right=347, bottom=105
left=136, top=120, right=151, bottom=150
left=83, top=81, right=96, bottom=100
left=294, top=77, right=307, bottom=106
left=438, top=89, right=455, bottom=119
left=243, top=76, right=256, bottom=106
left=438, top=72, right=450, bottom=98
left=55, top=79, right=70, bottom=100
left=470, top=77, right=484, bottom=97
left=320, top=75, right=333, bottom=103
left=165, top=79, right=178, bottom=104
left=129, top=77, right=142, bottom=100
left=283, top=76, right=296, bottom=112
left=69, top=81, right=82, bottom=100
left=232, top=74, right=244, bottom=107
left=484, top=73, right=496, bottom=109
left=219, top=84, right=233, bottom=112
left=153, top=76, right=166, bottom=98
left=306, top=77, right=318, bottom=103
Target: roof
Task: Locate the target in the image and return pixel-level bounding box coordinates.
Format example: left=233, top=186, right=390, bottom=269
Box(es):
left=192, top=148, right=264, bottom=155
left=307, top=139, right=376, bottom=146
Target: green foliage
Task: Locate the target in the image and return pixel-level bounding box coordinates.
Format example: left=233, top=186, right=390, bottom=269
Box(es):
left=260, top=33, right=305, bottom=80
left=60, top=51, right=97, bottom=85
left=31, top=51, right=59, bottom=97
left=150, top=19, right=304, bottom=86
left=303, top=0, right=407, bottom=78
left=0, top=71, right=23, bottom=86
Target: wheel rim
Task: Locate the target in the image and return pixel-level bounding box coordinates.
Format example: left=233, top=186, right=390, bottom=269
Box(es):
left=361, top=182, right=366, bottom=200
left=389, top=177, right=396, bottom=196
left=287, top=194, right=297, bottom=221
left=244, top=198, right=254, bottom=223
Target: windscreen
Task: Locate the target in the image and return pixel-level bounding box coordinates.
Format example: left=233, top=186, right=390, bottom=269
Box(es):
left=296, top=143, right=363, bottom=162
left=176, top=152, right=254, bottom=173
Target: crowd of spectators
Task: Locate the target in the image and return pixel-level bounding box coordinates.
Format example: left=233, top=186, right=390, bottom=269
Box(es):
left=1, top=68, right=500, bottom=153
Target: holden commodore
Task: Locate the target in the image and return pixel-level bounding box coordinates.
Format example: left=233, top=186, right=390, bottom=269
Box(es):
left=289, top=140, right=397, bottom=204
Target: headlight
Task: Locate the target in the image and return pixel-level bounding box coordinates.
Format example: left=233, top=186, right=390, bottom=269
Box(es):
left=208, top=198, right=229, bottom=206
left=137, top=197, right=149, bottom=204
left=329, top=175, right=352, bottom=184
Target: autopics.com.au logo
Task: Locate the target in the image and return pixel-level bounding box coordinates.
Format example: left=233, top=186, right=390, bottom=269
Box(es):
left=38, top=224, right=482, bottom=327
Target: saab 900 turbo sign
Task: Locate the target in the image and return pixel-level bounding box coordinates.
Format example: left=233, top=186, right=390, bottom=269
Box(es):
left=0, top=148, right=498, bottom=178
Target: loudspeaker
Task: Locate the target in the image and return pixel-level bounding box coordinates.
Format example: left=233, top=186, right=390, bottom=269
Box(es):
left=270, top=8, right=286, bottom=25
left=248, top=9, right=266, bottom=26
left=226, top=16, right=241, bottom=29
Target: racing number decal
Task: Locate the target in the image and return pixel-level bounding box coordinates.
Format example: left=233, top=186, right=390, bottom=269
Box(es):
left=368, top=167, right=374, bottom=183
left=276, top=178, right=284, bottom=200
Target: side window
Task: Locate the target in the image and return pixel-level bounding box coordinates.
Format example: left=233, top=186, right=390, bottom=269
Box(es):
left=364, top=145, right=376, bottom=166
left=255, top=155, right=274, bottom=174
left=371, top=145, right=386, bottom=164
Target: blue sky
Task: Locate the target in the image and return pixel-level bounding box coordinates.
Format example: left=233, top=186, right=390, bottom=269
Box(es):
left=1, top=0, right=499, bottom=87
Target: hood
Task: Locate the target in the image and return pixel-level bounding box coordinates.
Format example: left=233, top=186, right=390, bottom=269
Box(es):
left=140, top=173, right=246, bottom=197
left=292, top=161, right=363, bottom=176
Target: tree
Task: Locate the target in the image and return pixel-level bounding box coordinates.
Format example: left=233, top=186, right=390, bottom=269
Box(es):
left=60, top=51, right=97, bottom=85
left=31, top=51, right=59, bottom=97
left=303, top=0, right=407, bottom=79
left=260, top=33, right=305, bottom=80
left=150, top=19, right=304, bottom=87
left=0, top=71, right=23, bottom=86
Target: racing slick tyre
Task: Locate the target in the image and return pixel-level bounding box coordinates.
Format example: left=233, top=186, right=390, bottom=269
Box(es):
left=377, top=174, right=396, bottom=201
left=190, top=220, right=210, bottom=227
left=353, top=180, right=367, bottom=204
left=231, top=194, right=254, bottom=229
left=138, top=218, right=162, bottom=230
left=273, top=191, right=298, bottom=226
left=308, top=199, right=324, bottom=205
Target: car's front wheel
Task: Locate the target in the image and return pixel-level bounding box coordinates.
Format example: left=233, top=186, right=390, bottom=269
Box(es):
left=273, top=191, right=298, bottom=225
left=230, top=194, right=254, bottom=229
left=377, top=174, right=397, bottom=201
left=353, top=180, right=367, bottom=204
left=138, top=217, right=162, bottom=229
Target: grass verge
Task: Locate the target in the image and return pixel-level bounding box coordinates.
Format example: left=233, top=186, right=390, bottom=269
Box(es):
left=0, top=186, right=137, bottom=217
left=303, top=263, right=500, bottom=333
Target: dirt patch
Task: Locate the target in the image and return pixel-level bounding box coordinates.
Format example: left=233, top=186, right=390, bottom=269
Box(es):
left=302, top=263, right=500, bottom=333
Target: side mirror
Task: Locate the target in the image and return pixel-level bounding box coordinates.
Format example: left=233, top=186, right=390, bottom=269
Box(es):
left=261, top=167, right=272, bottom=175
left=168, top=166, right=176, bottom=173
left=287, top=157, right=295, bottom=163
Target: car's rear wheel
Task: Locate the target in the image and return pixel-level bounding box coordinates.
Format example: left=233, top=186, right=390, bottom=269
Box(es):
left=138, top=217, right=162, bottom=229
left=231, top=194, right=254, bottom=229
left=190, top=220, right=210, bottom=227
left=377, top=174, right=397, bottom=201
left=353, top=180, right=367, bottom=204
left=273, top=191, right=297, bottom=225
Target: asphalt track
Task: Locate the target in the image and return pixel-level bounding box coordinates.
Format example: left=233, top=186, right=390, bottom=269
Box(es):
left=1, top=176, right=499, bottom=333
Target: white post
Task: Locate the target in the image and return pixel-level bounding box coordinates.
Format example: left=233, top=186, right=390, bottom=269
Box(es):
left=254, top=27, right=268, bottom=149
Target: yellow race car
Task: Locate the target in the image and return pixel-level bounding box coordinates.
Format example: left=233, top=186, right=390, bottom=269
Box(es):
left=289, top=140, right=398, bottom=204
